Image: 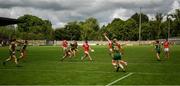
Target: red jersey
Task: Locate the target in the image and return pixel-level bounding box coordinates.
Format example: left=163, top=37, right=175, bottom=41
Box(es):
left=83, top=43, right=89, bottom=51
left=108, top=41, right=112, bottom=48
left=164, top=41, right=169, bottom=48
left=116, top=42, right=121, bottom=49
left=108, top=41, right=121, bottom=49
left=62, top=40, right=68, bottom=47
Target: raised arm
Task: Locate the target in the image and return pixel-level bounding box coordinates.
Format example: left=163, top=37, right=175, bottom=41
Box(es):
left=9, top=44, right=12, bottom=51
left=103, top=33, right=111, bottom=42
left=16, top=40, right=23, bottom=44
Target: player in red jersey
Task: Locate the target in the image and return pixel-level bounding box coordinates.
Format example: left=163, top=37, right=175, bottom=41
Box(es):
left=81, top=40, right=94, bottom=61
left=163, top=39, right=170, bottom=59
left=61, top=40, right=68, bottom=51
left=61, top=40, right=68, bottom=55
left=60, top=40, right=73, bottom=61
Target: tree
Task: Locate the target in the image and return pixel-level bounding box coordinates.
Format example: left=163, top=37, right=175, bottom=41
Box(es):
left=105, top=18, right=125, bottom=40
left=141, top=22, right=154, bottom=40
left=154, top=13, right=164, bottom=39
left=17, top=14, right=53, bottom=40
left=65, top=21, right=81, bottom=40
left=131, top=13, right=149, bottom=23
left=54, top=27, right=67, bottom=40
left=11, top=9, right=180, bottom=41
left=0, top=26, right=16, bottom=40
left=54, top=21, right=81, bottom=40
left=173, top=9, right=180, bottom=22
left=171, top=9, right=180, bottom=37
left=80, top=17, right=100, bottom=40
left=124, top=19, right=138, bottom=40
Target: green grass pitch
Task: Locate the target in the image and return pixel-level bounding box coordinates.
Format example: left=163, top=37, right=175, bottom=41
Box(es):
left=0, top=45, right=180, bottom=85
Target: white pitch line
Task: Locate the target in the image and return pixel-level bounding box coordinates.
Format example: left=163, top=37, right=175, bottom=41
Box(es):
left=106, top=72, right=133, bottom=86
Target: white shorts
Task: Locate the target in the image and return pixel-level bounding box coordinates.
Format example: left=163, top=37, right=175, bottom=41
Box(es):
left=84, top=51, right=89, bottom=54
left=63, top=47, right=67, bottom=50
left=109, top=49, right=113, bottom=52
left=164, top=48, right=169, bottom=52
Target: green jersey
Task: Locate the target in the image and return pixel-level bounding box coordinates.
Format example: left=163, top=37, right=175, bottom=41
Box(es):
left=112, top=44, right=121, bottom=60
left=155, top=44, right=161, bottom=53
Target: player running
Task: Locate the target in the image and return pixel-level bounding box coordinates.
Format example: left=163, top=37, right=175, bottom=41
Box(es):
left=18, top=40, right=28, bottom=61
left=61, top=40, right=68, bottom=52
left=163, top=39, right=170, bottom=59
left=154, top=40, right=161, bottom=61
left=60, top=45, right=72, bottom=61
left=81, top=40, right=94, bottom=61
left=70, top=40, right=78, bottom=57
left=61, top=40, right=68, bottom=56
left=3, top=39, right=19, bottom=66
left=103, top=33, right=127, bottom=72
left=60, top=40, right=73, bottom=61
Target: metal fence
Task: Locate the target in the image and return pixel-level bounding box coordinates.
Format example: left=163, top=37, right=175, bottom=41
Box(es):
left=1, top=38, right=179, bottom=46
left=25, top=40, right=155, bottom=46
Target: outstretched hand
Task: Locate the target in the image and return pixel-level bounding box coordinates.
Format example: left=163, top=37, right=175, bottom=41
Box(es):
left=103, top=32, right=107, bottom=36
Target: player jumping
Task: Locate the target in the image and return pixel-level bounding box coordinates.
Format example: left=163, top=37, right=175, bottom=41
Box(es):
left=103, top=33, right=127, bottom=72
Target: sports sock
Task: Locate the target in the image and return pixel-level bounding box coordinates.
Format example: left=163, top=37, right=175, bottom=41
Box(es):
left=119, top=64, right=124, bottom=70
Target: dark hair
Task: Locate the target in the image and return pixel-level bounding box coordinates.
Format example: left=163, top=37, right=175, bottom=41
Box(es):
left=25, top=40, right=28, bottom=43
left=113, top=38, right=117, bottom=43
left=12, top=39, right=16, bottom=42
left=85, top=40, right=88, bottom=43
left=156, top=40, right=159, bottom=43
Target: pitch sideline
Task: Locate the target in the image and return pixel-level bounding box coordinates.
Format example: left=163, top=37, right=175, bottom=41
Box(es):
left=105, top=72, right=134, bottom=86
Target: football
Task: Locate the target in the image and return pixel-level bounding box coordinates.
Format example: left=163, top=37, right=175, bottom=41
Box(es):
left=91, top=49, right=94, bottom=52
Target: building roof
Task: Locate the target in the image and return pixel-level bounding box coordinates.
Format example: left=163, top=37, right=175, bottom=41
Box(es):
left=0, top=17, right=22, bottom=26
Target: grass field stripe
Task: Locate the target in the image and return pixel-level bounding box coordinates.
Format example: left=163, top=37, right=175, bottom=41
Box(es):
left=57, top=62, right=180, bottom=65
left=106, top=72, right=133, bottom=86
left=0, top=69, right=180, bottom=75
